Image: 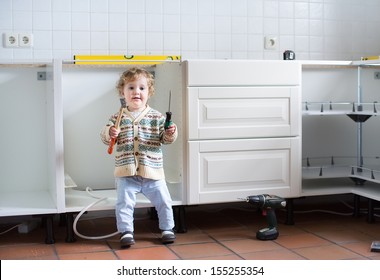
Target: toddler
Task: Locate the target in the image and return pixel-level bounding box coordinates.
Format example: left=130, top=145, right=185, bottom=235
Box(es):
left=100, top=67, right=177, bottom=248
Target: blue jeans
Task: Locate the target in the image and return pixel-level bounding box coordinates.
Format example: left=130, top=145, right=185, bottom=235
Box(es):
left=115, top=176, right=174, bottom=233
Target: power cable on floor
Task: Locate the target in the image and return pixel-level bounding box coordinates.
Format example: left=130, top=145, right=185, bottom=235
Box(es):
left=199, top=198, right=380, bottom=219
left=279, top=198, right=380, bottom=218
left=73, top=187, right=119, bottom=240
left=72, top=187, right=151, bottom=240
left=0, top=224, right=22, bottom=235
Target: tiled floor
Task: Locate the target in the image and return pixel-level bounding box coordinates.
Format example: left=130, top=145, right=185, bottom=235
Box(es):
left=1, top=196, right=380, bottom=260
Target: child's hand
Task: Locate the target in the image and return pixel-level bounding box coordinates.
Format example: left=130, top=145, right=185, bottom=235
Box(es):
left=165, top=125, right=176, bottom=136
left=109, top=126, right=120, bottom=138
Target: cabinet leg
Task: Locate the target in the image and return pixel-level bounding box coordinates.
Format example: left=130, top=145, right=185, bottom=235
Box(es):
left=59, top=213, right=66, bottom=226
left=367, top=199, right=375, bottom=223
left=42, top=215, right=55, bottom=244
left=65, top=213, right=76, bottom=243
left=285, top=198, right=295, bottom=225
left=173, top=205, right=187, bottom=233
left=149, top=207, right=158, bottom=220
left=353, top=194, right=361, bottom=217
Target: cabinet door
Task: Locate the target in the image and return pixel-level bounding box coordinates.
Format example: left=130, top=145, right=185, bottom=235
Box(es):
left=187, top=138, right=301, bottom=204
left=187, top=87, right=300, bottom=140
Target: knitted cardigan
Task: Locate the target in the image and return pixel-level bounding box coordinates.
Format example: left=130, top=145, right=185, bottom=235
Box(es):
left=100, top=105, right=177, bottom=180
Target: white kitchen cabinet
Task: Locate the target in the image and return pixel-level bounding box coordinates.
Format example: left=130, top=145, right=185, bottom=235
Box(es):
left=59, top=60, right=187, bottom=237
left=0, top=62, right=63, bottom=243
left=0, top=62, right=64, bottom=218
left=0, top=60, right=186, bottom=240
left=61, top=61, right=185, bottom=212
left=301, top=60, right=380, bottom=220
left=13, top=60, right=185, bottom=214
left=8, top=58, right=380, bottom=241
left=0, top=60, right=302, bottom=216
left=184, top=60, right=302, bottom=205
left=0, top=59, right=302, bottom=239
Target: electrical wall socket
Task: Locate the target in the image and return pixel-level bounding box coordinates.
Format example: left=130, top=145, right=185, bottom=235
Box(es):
left=3, top=32, right=33, bottom=48
left=264, top=36, right=277, bottom=50
left=19, top=33, right=33, bottom=47
left=3, top=33, right=19, bottom=47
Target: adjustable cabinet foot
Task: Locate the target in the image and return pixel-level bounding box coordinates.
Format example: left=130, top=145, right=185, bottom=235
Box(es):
left=42, top=215, right=55, bottom=244
left=173, top=205, right=187, bottom=233
left=367, top=199, right=375, bottom=224
left=149, top=207, right=158, bottom=220
left=353, top=194, right=361, bottom=217
left=285, top=198, right=295, bottom=225
left=59, top=213, right=66, bottom=226
left=65, top=213, right=76, bottom=243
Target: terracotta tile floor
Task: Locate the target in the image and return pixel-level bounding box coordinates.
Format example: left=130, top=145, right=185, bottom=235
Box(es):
left=1, top=197, right=380, bottom=260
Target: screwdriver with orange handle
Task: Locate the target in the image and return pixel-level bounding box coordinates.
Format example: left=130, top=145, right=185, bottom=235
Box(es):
left=108, top=97, right=127, bottom=154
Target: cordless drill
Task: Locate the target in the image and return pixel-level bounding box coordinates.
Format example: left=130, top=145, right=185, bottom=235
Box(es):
left=244, top=194, right=286, bottom=240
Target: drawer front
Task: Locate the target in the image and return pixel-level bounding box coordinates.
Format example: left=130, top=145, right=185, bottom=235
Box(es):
left=187, top=86, right=300, bottom=140
left=184, top=60, right=300, bottom=86
left=187, top=137, right=301, bottom=204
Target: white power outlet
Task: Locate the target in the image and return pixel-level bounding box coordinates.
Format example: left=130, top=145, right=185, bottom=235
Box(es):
left=3, top=33, right=19, bottom=47
left=3, top=33, right=33, bottom=48
left=19, top=33, right=33, bottom=47
left=264, top=36, right=277, bottom=50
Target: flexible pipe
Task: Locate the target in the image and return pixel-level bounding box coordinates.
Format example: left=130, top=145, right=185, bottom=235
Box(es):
left=73, top=188, right=119, bottom=240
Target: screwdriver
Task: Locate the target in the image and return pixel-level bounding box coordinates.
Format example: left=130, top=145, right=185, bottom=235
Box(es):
left=164, top=90, right=173, bottom=129
left=108, top=97, right=126, bottom=154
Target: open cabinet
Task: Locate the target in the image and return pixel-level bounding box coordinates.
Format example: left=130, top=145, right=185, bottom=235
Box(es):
left=301, top=60, right=380, bottom=220
left=5, top=58, right=380, bottom=244
left=61, top=61, right=185, bottom=213
left=1, top=59, right=303, bottom=242
left=0, top=60, right=186, bottom=241
left=0, top=62, right=64, bottom=218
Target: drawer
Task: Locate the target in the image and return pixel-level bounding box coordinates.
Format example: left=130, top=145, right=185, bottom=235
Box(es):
left=184, top=60, right=300, bottom=86
left=187, top=137, right=301, bottom=204
left=187, top=86, right=301, bottom=140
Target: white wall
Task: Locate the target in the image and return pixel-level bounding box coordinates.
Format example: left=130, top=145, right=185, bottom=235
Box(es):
left=1, top=0, right=380, bottom=62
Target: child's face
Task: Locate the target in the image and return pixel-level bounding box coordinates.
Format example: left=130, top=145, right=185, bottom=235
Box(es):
left=122, top=75, right=149, bottom=112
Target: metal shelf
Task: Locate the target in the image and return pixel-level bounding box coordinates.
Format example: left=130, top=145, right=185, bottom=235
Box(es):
left=302, top=101, right=379, bottom=119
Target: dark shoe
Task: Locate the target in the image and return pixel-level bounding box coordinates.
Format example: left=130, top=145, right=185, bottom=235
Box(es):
left=120, top=231, right=135, bottom=248
left=161, top=230, right=176, bottom=244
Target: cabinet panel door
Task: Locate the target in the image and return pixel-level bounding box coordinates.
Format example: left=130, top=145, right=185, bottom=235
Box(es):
left=187, top=138, right=301, bottom=204
left=187, top=87, right=300, bottom=140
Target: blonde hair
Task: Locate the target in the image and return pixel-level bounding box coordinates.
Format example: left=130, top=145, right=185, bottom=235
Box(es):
left=116, top=67, right=155, bottom=97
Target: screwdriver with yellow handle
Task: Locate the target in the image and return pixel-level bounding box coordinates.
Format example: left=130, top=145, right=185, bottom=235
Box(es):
left=108, top=97, right=127, bottom=154
left=164, top=91, right=173, bottom=129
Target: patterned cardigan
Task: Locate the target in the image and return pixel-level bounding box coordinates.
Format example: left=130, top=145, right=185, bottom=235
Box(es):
left=100, top=105, right=177, bottom=180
